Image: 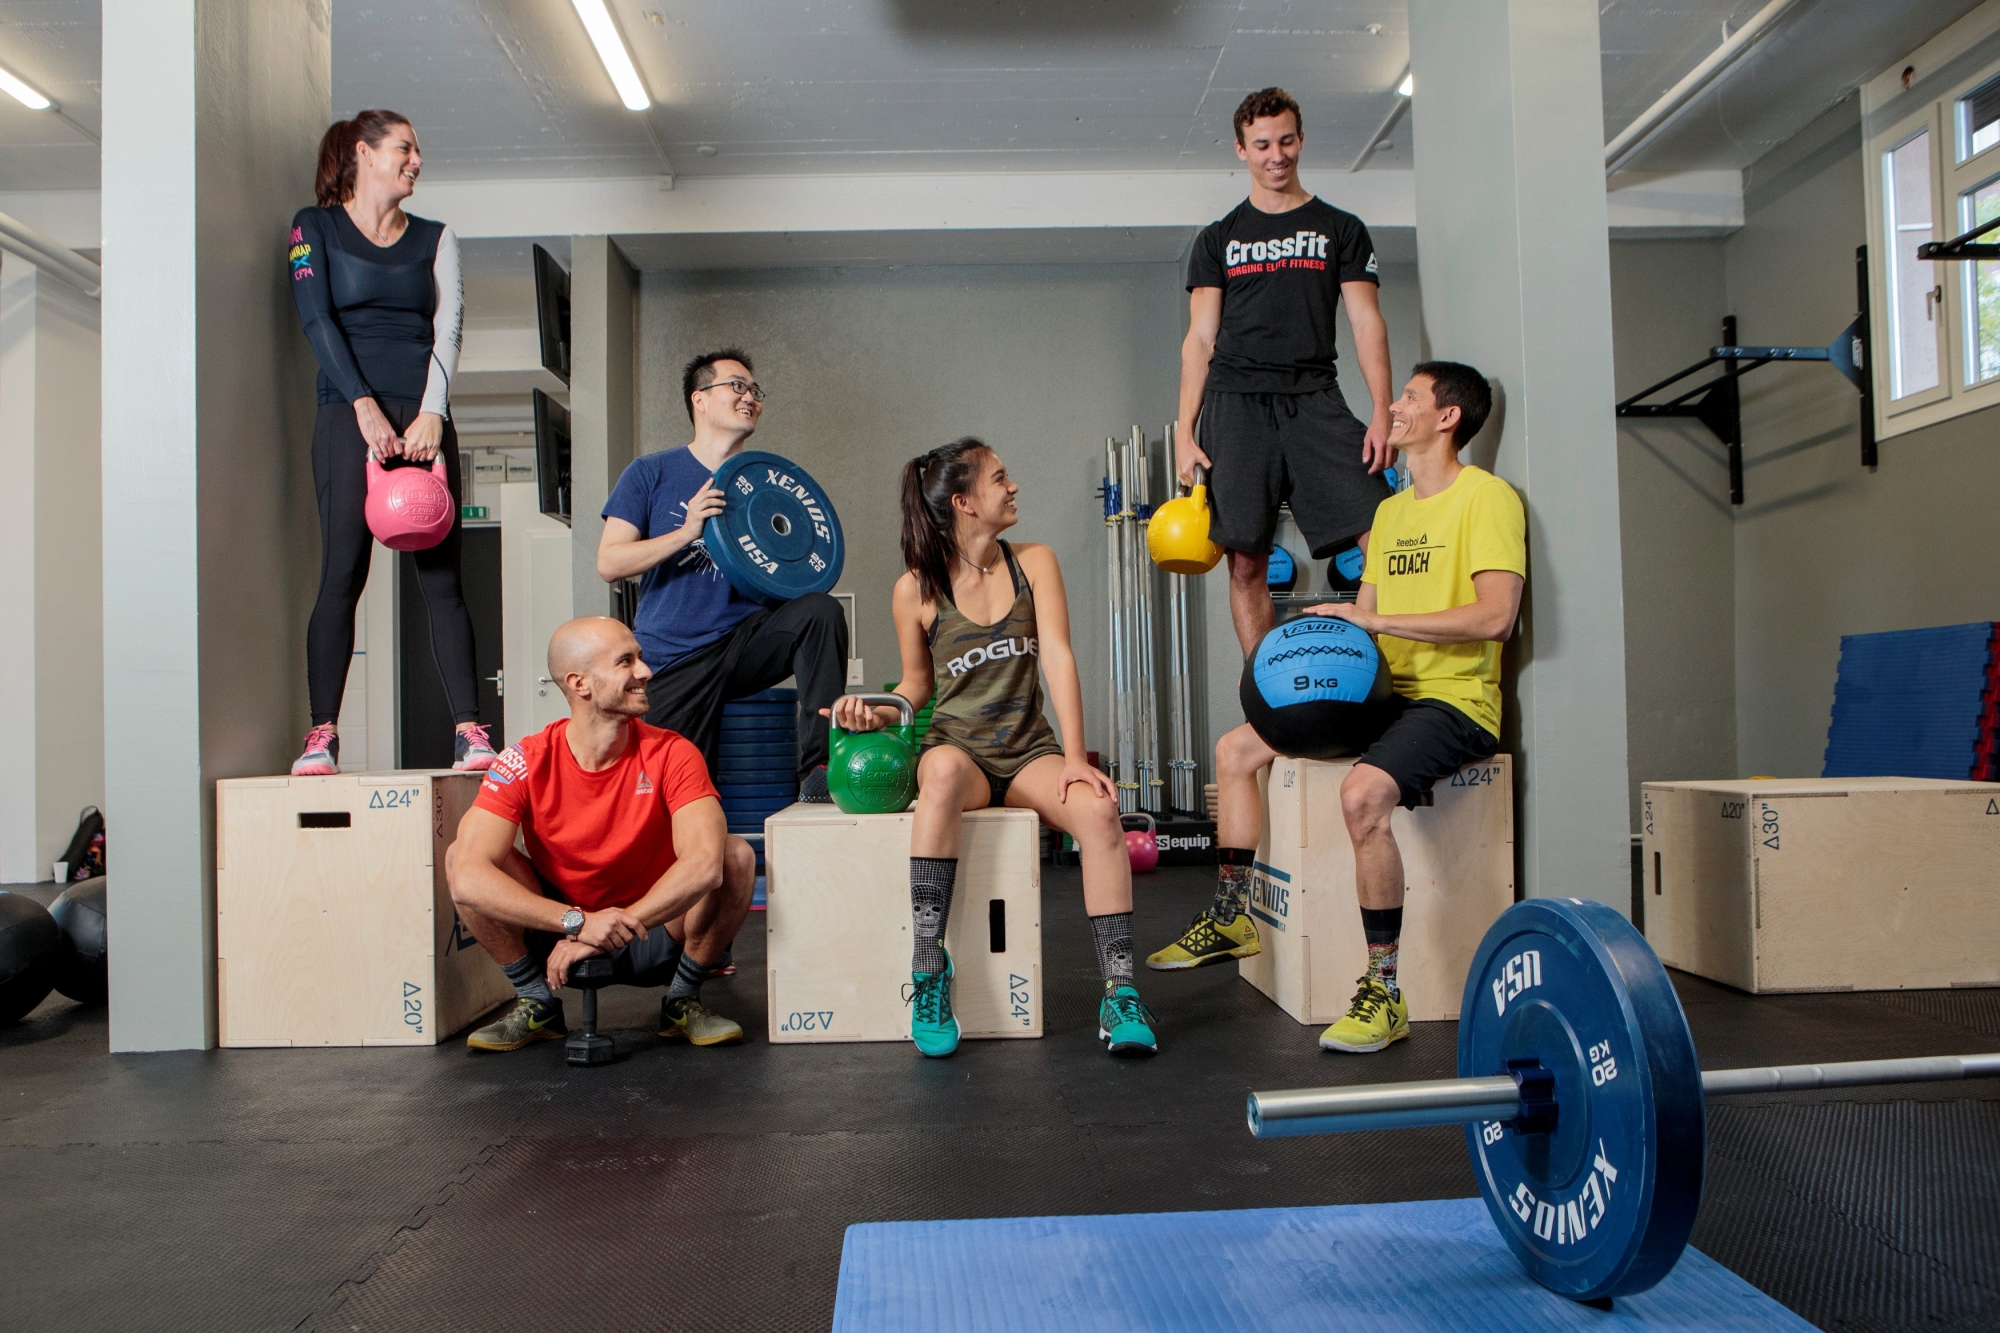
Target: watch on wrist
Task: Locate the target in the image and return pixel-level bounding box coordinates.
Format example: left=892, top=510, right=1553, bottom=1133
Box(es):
left=561, top=908, right=585, bottom=940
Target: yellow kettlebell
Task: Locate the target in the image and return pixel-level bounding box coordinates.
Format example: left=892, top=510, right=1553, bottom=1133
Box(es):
left=1148, top=464, right=1223, bottom=574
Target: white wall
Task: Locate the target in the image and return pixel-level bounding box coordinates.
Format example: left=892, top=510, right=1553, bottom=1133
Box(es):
left=0, top=259, right=103, bottom=882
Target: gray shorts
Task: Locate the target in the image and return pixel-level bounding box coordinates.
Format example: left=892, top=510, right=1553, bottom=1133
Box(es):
left=1200, top=386, right=1390, bottom=557
left=524, top=874, right=684, bottom=986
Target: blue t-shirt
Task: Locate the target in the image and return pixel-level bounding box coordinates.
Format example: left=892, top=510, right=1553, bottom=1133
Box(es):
left=603, top=446, right=760, bottom=669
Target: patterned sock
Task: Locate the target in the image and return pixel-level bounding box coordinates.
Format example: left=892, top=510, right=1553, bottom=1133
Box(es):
left=665, top=950, right=713, bottom=1005
left=1210, top=847, right=1256, bottom=923
left=1361, top=905, right=1403, bottom=998
left=910, top=856, right=958, bottom=975
left=501, top=954, right=553, bottom=1003
left=1090, top=912, right=1135, bottom=990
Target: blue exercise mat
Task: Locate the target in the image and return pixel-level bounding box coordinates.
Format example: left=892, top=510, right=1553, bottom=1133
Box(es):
left=1823, top=622, right=1994, bottom=779
left=833, top=1198, right=1812, bottom=1333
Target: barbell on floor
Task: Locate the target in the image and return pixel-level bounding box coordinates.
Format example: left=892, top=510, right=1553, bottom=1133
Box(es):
left=1243, top=897, right=2000, bottom=1304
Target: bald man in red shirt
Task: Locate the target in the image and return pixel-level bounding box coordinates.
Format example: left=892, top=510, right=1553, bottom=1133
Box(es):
left=447, top=616, right=755, bottom=1051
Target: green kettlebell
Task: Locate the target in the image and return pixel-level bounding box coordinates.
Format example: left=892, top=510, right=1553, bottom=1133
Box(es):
left=828, top=692, right=918, bottom=815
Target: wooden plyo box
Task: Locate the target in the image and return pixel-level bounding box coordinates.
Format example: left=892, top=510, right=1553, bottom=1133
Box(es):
left=1641, top=777, right=2000, bottom=993
left=764, top=804, right=1042, bottom=1043
left=216, top=772, right=511, bottom=1046
left=1239, top=754, right=1515, bottom=1024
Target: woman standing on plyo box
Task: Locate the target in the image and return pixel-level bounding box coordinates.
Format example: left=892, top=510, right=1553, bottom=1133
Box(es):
left=286, top=109, right=495, bottom=776
left=825, top=437, right=1159, bottom=1059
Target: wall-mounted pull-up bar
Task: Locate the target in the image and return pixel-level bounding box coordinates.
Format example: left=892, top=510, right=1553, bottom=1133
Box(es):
left=1615, top=246, right=1874, bottom=505
left=1917, top=214, right=2000, bottom=260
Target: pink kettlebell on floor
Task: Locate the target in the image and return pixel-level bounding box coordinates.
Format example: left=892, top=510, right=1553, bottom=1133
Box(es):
left=365, top=455, right=454, bottom=551
left=1123, top=812, right=1160, bottom=874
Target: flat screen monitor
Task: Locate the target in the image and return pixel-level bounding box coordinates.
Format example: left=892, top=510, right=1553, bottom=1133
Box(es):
left=532, top=243, right=571, bottom=384
left=532, top=388, right=571, bottom=526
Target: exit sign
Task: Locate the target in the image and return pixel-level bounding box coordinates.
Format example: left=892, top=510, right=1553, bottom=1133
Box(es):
left=461, top=505, right=489, bottom=520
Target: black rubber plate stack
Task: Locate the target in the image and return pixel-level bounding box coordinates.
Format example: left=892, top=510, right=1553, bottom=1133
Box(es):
left=717, top=687, right=798, bottom=872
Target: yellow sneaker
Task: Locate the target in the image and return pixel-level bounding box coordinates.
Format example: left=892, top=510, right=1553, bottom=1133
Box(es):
left=1145, top=910, right=1260, bottom=971
left=1318, top=977, right=1409, bottom=1053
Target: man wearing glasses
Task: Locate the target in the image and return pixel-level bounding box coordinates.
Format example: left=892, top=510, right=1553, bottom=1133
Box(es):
left=598, top=349, right=849, bottom=802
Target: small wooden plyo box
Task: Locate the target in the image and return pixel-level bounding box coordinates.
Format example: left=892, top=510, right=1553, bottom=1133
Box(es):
left=764, top=804, right=1042, bottom=1043
left=216, top=772, right=511, bottom=1046
left=1640, top=777, right=2000, bottom=993
left=1239, top=754, right=1515, bottom=1024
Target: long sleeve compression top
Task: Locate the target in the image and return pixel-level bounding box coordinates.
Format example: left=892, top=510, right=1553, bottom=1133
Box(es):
left=288, top=205, right=463, bottom=414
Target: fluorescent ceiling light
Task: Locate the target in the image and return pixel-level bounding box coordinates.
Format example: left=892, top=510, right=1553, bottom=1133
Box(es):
left=1397, top=72, right=1414, bottom=97
left=570, top=0, right=651, bottom=111
left=0, top=65, right=53, bottom=111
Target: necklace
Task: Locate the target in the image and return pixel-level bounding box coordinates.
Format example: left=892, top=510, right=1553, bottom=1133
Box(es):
left=958, top=547, right=999, bottom=576
left=349, top=203, right=404, bottom=246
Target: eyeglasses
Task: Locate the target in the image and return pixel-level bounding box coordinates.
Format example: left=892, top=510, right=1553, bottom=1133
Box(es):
left=696, top=378, right=766, bottom=404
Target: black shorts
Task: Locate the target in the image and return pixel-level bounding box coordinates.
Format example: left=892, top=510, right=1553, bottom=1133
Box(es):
left=1200, top=386, right=1390, bottom=557
left=919, top=738, right=1062, bottom=808
left=521, top=875, right=685, bottom=986
left=1355, top=697, right=1499, bottom=810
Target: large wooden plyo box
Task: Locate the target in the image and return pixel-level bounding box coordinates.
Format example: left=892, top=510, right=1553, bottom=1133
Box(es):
left=1239, top=754, right=1515, bottom=1024
left=216, top=772, right=511, bottom=1046
left=1641, top=777, right=2000, bottom=993
left=765, top=804, right=1042, bottom=1043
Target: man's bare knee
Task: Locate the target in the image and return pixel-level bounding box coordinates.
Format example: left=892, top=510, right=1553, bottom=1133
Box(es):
left=1341, top=769, right=1400, bottom=835
left=1216, top=725, right=1273, bottom=778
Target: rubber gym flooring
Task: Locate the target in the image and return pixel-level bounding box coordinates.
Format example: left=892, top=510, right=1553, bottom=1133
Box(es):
left=3, top=867, right=1996, bottom=1332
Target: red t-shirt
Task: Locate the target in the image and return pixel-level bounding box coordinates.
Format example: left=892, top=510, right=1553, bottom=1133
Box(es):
left=472, top=719, right=718, bottom=911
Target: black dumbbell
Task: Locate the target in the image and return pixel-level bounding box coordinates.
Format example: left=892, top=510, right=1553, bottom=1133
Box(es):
left=565, top=956, right=617, bottom=1067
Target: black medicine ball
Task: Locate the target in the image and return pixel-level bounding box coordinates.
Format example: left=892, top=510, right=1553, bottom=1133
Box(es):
left=1240, top=616, right=1394, bottom=760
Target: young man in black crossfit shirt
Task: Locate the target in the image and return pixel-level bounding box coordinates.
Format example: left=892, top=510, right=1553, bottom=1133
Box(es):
left=1177, top=86, right=1396, bottom=655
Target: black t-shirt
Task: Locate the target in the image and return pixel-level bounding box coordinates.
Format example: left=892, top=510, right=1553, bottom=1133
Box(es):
left=1186, top=196, right=1378, bottom=394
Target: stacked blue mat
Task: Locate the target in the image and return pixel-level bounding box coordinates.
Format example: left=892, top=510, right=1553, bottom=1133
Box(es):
left=718, top=688, right=798, bottom=882
left=1822, top=621, right=2000, bottom=780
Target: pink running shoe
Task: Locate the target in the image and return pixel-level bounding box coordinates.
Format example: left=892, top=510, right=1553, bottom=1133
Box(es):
left=454, top=723, right=499, bottom=772
left=292, top=724, right=340, bottom=776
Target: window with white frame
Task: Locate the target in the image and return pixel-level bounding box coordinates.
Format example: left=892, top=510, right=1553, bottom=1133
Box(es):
left=1863, top=0, right=2000, bottom=438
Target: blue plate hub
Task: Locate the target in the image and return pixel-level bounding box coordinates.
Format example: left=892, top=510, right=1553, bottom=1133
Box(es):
left=703, top=450, right=845, bottom=606
left=1458, top=898, right=1705, bottom=1301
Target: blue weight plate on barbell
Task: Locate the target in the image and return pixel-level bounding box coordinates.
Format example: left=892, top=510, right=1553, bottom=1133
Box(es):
left=714, top=768, right=796, bottom=785
left=721, top=701, right=795, bottom=718
left=712, top=740, right=788, bottom=764
left=702, top=450, right=844, bottom=606
left=719, top=783, right=798, bottom=801
left=718, top=721, right=795, bottom=738
left=1459, top=898, right=1704, bottom=1301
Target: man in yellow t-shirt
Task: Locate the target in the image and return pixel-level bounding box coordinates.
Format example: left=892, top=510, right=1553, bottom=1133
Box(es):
left=1146, top=362, right=1525, bottom=1057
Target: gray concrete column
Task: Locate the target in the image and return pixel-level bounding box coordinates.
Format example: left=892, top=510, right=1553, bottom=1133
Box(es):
left=567, top=236, right=637, bottom=616
left=102, top=0, right=329, bottom=1050
left=0, top=260, right=103, bottom=885
left=1408, top=0, right=1632, bottom=909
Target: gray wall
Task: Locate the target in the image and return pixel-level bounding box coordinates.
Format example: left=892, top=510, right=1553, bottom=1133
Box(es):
left=636, top=260, right=1183, bottom=755
left=1721, top=97, right=2000, bottom=779
left=633, top=256, right=1428, bottom=768
left=1610, top=238, right=1735, bottom=826
left=1605, top=94, right=2000, bottom=805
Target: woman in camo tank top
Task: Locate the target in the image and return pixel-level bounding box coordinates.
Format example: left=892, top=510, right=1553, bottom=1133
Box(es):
left=826, top=437, right=1161, bottom=1060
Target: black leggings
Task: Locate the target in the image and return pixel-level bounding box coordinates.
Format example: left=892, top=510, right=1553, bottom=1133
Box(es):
left=306, top=400, right=481, bottom=726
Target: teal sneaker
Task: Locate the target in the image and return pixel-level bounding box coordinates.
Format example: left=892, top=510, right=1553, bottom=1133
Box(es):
left=906, top=950, right=960, bottom=1058
left=1098, top=984, right=1160, bottom=1056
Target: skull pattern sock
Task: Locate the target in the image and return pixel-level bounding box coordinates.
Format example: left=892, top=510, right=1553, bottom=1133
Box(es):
left=1090, top=911, right=1136, bottom=990
left=910, top=856, right=959, bottom=975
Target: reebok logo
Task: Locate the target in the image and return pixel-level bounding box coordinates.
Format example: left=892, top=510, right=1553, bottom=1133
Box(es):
left=947, top=636, right=1038, bottom=677
left=636, top=771, right=654, bottom=796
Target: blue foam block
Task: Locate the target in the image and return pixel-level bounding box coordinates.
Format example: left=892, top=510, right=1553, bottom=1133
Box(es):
left=1823, top=622, right=1993, bottom=779
left=833, top=1198, right=1813, bottom=1333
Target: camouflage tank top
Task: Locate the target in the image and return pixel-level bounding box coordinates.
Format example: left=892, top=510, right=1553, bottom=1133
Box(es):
left=921, top=541, right=1064, bottom=777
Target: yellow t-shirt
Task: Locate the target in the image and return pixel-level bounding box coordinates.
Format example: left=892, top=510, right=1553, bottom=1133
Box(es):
left=1360, top=465, right=1525, bottom=737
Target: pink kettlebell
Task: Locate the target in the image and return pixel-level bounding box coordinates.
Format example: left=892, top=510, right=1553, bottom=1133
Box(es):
left=1122, top=812, right=1160, bottom=874
left=365, top=455, right=454, bottom=551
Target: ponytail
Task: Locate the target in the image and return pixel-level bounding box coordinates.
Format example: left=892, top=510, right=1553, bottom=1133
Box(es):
left=900, top=437, right=990, bottom=605
left=314, top=109, right=413, bottom=208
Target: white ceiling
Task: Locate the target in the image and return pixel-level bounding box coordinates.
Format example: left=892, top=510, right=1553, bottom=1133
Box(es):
left=0, top=1, right=1986, bottom=191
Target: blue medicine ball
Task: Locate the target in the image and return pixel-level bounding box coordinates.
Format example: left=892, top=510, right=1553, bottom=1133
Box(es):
left=1239, top=616, right=1394, bottom=760
left=1266, top=546, right=1297, bottom=592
